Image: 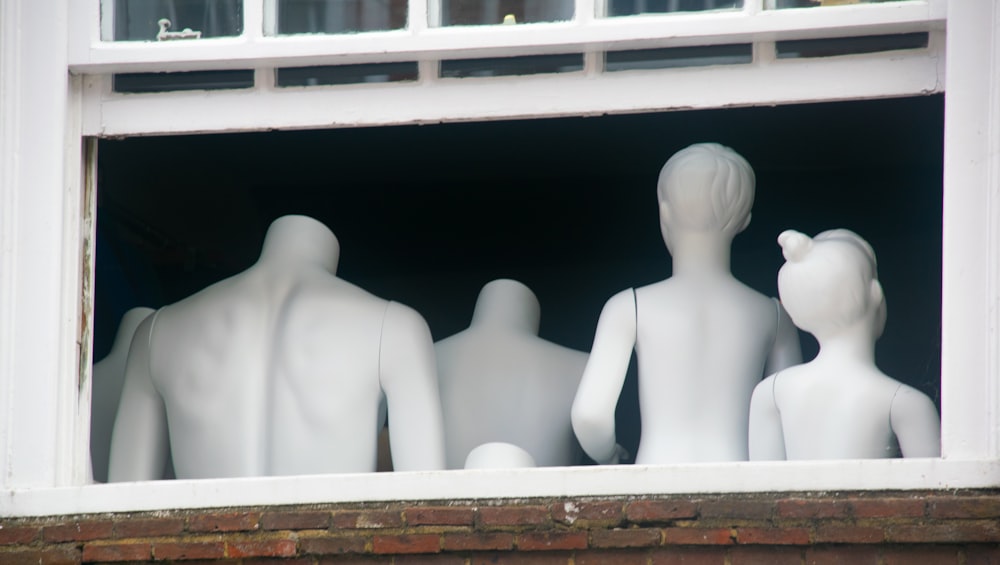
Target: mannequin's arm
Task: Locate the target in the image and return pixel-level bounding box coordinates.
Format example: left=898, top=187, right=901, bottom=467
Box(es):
left=571, top=290, right=636, bottom=465
left=764, top=301, right=803, bottom=376
left=748, top=374, right=786, bottom=460
left=890, top=385, right=941, bottom=458
left=107, top=315, right=170, bottom=482
left=379, top=301, right=446, bottom=471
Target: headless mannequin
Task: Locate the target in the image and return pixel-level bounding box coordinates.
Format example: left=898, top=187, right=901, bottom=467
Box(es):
left=90, top=306, right=155, bottom=483
left=108, top=215, right=445, bottom=481
left=748, top=229, right=941, bottom=460
left=572, top=143, right=802, bottom=465
left=435, top=279, right=589, bottom=469
left=464, top=442, right=538, bottom=469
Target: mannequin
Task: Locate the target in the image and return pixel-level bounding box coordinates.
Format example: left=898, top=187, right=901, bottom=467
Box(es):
left=435, top=279, right=588, bottom=468
left=108, top=215, right=445, bottom=481
left=464, top=442, right=538, bottom=469
left=572, top=143, right=802, bottom=465
left=748, top=229, right=940, bottom=460
left=90, top=306, right=155, bottom=483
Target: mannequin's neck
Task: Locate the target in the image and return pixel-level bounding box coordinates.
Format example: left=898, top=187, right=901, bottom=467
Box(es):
left=258, top=217, right=339, bottom=274
left=814, top=327, right=877, bottom=365
left=669, top=233, right=733, bottom=277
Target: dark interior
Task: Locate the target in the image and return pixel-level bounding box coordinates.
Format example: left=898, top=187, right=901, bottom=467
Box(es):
left=95, top=94, right=944, bottom=458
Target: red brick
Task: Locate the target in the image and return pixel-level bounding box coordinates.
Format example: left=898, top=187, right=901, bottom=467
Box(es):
left=188, top=511, right=261, bottom=532
left=300, top=535, right=369, bottom=554
left=315, top=557, right=385, bottom=565
left=113, top=517, right=185, bottom=538
left=698, top=500, right=773, bottom=521
left=626, top=500, right=699, bottom=522
left=729, top=546, right=803, bottom=565
left=43, top=520, right=114, bottom=542
left=551, top=501, right=623, bottom=525
left=927, top=496, right=1000, bottom=519
left=735, top=527, right=810, bottom=545
left=576, top=549, right=650, bottom=565
left=405, top=507, right=476, bottom=526
left=775, top=498, right=850, bottom=520
left=261, top=511, right=331, bottom=530
left=244, top=559, right=314, bottom=565
left=478, top=506, right=551, bottom=527
left=227, top=539, right=298, bottom=558
left=471, top=551, right=570, bottom=565
left=812, top=525, right=884, bottom=544
left=372, top=534, right=440, bottom=554
left=0, top=547, right=81, bottom=565
left=516, top=531, right=588, bottom=551
left=82, top=541, right=151, bottom=562
left=441, top=532, right=514, bottom=551
left=805, top=546, right=880, bottom=565
left=0, top=525, right=40, bottom=545
left=966, top=544, right=1000, bottom=565
left=850, top=497, right=924, bottom=518
left=886, top=521, right=1000, bottom=543
left=153, top=541, right=227, bottom=560
left=662, top=528, right=733, bottom=545
left=590, top=528, right=662, bottom=548
left=395, top=555, right=467, bottom=565
left=881, top=545, right=962, bottom=565
left=650, top=546, right=726, bottom=565
left=333, top=510, right=403, bottom=529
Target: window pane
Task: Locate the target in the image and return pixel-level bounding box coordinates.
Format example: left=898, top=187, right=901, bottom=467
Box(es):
left=606, top=44, right=752, bottom=71
left=113, top=70, right=255, bottom=93
left=113, top=0, right=242, bottom=41
left=440, top=54, right=583, bottom=78
left=276, top=63, right=419, bottom=86
left=608, top=0, right=742, bottom=17
left=439, top=0, right=573, bottom=26
left=770, top=0, right=909, bottom=8
left=776, top=33, right=928, bottom=59
left=277, top=0, right=407, bottom=34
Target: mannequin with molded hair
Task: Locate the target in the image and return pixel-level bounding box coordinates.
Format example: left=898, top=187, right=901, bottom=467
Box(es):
left=435, top=279, right=588, bottom=469
left=572, top=143, right=802, bottom=465
left=108, top=215, right=445, bottom=481
left=91, top=306, right=155, bottom=483
left=748, top=229, right=941, bottom=460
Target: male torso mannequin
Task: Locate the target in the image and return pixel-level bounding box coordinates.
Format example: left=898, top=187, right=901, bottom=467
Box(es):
left=572, top=143, right=802, bottom=465
left=749, top=229, right=940, bottom=460
left=91, top=306, right=155, bottom=483
left=435, top=279, right=589, bottom=468
left=108, top=215, right=445, bottom=481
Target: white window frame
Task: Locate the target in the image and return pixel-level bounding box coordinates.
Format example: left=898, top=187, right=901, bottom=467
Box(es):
left=2, top=0, right=998, bottom=518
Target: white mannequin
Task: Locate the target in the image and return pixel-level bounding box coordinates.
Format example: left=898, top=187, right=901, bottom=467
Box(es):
left=90, top=306, right=155, bottom=483
left=748, top=229, right=941, bottom=460
left=464, top=442, right=537, bottom=469
left=572, top=143, right=802, bottom=465
left=435, top=279, right=589, bottom=468
left=108, top=215, right=445, bottom=481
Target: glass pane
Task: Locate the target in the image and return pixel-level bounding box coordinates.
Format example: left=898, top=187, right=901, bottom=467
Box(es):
left=277, top=0, right=407, bottom=34
left=439, top=0, right=572, bottom=26
left=113, top=70, right=255, bottom=93
left=276, top=62, right=419, bottom=86
left=606, top=44, right=752, bottom=71
left=776, top=33, right=928, bottom=59
left=113, top=0, right=242, bottom=41
left=440, top=54, right=583, bottom=78
left=770, top=0, right=908, bottom=8
left=608, top=0, right=742, bottom=17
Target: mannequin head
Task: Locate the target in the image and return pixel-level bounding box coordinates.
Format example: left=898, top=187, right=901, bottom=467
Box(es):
left=469, top=278, right=541, bottom=334
left=464, top=442, right=537, bottom=469
left=259, top=215, right=340, bottom=274
left=657, top=143, right=755, bottom=248
left=777, top=229, right=886, bottom=341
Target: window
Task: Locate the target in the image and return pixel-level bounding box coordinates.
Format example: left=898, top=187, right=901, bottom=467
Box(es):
left=4, top=0, right=1000, bottom=517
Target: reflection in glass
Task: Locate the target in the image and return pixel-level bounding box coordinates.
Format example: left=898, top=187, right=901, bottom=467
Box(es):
left=771, top=0, right=907, bottom=8
left=440, top=0, right=572, bottom=26
left=277, top=0, right=407, bottom=34
left=440, top=54, right=583, bottom=78
left=276, top=63, right=419, bottom=86
left=608, top=0, right=741, bottom=17
left=114, top=0, right=242, bottom=41
left=606, top=44, right=752, bottom=72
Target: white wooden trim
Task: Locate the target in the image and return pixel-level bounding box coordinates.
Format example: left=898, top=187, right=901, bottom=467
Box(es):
left=68, top=1, right=941, bottom=74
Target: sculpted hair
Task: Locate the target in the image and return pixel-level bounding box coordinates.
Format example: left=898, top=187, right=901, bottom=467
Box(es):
left=657, top=143, right=755, bottom=235
left=813, top=229, right=887, bottom=338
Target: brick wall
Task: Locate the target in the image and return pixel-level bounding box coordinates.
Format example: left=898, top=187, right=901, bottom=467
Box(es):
left=1, top=490, right=998, bottom=564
